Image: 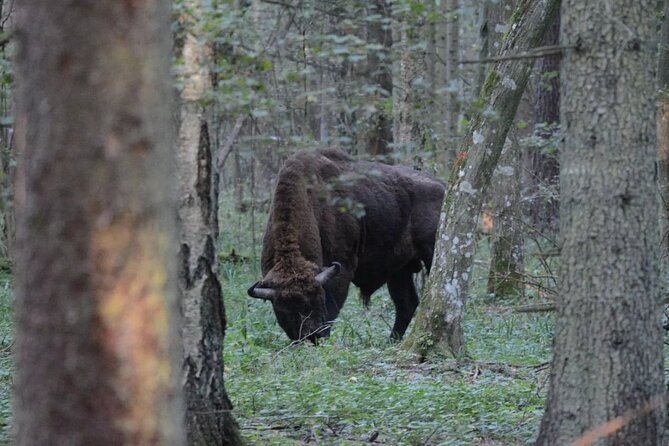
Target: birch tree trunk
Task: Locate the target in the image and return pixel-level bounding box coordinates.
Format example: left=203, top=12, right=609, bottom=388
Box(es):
left=400, top=0, right=559, bottom=358
left=13, top=1, right=184, bottom=444
left=535, top=1, right=666, bottom=444
left=175, top=3, right=242, bottom=444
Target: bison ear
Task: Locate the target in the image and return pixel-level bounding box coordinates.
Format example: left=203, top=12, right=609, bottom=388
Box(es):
left=247, top=281, right=277, bottom=301
left=315, top=262, right=341, bottom=285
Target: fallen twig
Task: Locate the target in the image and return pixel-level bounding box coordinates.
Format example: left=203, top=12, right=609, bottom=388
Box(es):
left=514, top=302, right=556, bottom=313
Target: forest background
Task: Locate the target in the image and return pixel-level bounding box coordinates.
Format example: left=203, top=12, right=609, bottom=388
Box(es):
left=0, top=0, right=667, bottom=445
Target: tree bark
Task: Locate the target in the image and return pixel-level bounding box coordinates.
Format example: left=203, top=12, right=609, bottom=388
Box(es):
left=535, top=1, right=666, bottom=445
left=658, top=0, right=669, bottom=251
left=364, top=0, right=393, bottom=159
left=13, top=1, right=184, bottom=445
left=485, top=0, right=526, bottom=299
left=433, top=0, right=460, bottom=170
left=400, top=0, right=559, bottom=359
left=445, top=0, right=460, bottom=144
left=395, top=4, right=428, bottom=165
left=175, top=3, right=242, bottom=445
left=0, top=1, right=13, bottom=263
left=487, top=136, right=524, bottom=298
left=526, top=12, right=560, bottom=233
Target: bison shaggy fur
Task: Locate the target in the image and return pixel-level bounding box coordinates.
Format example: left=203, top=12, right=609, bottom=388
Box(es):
left=248, top=148, right=445, bottom=342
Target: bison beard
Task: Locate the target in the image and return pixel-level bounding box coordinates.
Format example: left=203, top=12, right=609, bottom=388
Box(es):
left=248, top=149, right=445, bottom=342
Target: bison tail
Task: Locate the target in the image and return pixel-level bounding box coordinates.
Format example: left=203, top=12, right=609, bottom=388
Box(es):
left=359, top=291, right=371, bottom=309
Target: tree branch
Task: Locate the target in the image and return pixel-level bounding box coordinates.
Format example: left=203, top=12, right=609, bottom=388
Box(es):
left=216, top=115, right=245, bottom=171
left=459, top=44, right=574, bottom=64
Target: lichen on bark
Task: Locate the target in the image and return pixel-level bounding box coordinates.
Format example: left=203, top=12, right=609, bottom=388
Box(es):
left=400, top=0, right=560, bottom=359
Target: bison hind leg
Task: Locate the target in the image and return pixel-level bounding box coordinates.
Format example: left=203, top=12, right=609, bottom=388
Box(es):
left=387, top=270, right=420, bottom=340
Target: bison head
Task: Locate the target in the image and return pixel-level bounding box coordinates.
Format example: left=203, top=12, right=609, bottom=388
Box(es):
left=247, top=262, right=341, bottom=343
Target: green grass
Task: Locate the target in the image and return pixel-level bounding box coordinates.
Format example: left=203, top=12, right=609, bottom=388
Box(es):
left=222, top=261, right=554, bottom=445
left=0, top=235, right=558, bottom=445
left=0, top=273, right=12, bottom=445
left=0, top=249, right=664, bottom=444
left=0, top=229, right=557, bottom=445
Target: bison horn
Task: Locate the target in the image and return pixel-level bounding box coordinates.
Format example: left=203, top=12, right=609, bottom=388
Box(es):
left=247, top=281, right=277, bottom=301
left=315, top=262, right=341, bottom=285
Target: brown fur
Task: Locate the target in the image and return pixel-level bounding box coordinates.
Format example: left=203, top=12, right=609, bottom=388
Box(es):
left=249, top=148, right=445, bottom=341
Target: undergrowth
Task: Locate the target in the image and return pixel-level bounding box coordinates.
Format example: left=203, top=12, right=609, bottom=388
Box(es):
left=223, top=260, right=554, bottom=445
left=0, top=273, right=12, bottom=445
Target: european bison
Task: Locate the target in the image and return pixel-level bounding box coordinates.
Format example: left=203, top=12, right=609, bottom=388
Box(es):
left=248, top=149, right=445, bottom=342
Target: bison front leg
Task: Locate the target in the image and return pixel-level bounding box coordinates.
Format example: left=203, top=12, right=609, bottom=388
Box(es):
left=387, top=271, right=420, bottom=340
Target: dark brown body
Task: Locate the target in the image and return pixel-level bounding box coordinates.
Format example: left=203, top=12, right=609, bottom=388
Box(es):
left=249, top=149, right=445, bottom=341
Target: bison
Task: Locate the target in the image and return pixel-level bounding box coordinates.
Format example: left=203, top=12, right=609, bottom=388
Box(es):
left=247, top=148, right=445, bottom=342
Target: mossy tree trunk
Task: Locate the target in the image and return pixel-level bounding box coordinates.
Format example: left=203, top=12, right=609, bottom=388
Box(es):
left=13, top=1, right=184, bottom=444
left=175, top=2, right=242, bottom=445
left=400, top=0, right=559, bottom=359
left=535, top=1, right=666, bottom=444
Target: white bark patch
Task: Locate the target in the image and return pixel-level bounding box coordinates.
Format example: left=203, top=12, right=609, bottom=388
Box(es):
left=495, top=23, right=507, bottom=33
left=473, top=130, right=485, bottom=145
left=442, top=279, right=464, bottom=323
left=495, top=165, right=515, bottom=176
left=502, top=77, right=517, bottom=90
left=459, top=181, right=477, bottom=195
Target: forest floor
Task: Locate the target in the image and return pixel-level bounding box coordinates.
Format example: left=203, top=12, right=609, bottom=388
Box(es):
left=0, top=247, right=663, bottom=445
left=223, top=259, right=555, bottom=446
left=0, top=258, right=554, bottom=445
left=0, top=272, right=11, bottom=445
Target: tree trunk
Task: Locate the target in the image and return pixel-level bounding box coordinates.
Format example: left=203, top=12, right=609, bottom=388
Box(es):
left=445, top=0, right=460, bottom=144
left=364, top=0, right=393, bottom=159
left=395, top=5, right=428, bottom=165
left=485, top=0, right=526, bottom=299
left=400, top=0, right=559, bottom=359
left=487, top=137, right=524, bottom=297
left=535, top=1, right=666, bottom=445
left=526, top=13, right=560, bottom=233
left=175, top=3, right=242, bottom=445
left=0, top=2, right=14, bottom=263
left=658, top=0, right=669, bottom=251
left=433, top=0, right=460, bottom=170
left=13, top=2, right=184, bottom=445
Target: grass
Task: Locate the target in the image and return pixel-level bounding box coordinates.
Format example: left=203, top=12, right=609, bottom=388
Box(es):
left=0, top=273, right=12, bottom=445
left=0, top=243, right=664, bottom=444
left=0, top=229, right=557, bottom=445
left=222, top=259, right=554, bottom=445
